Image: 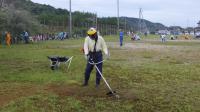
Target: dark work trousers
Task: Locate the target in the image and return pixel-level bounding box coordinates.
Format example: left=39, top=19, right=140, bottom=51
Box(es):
left=84, top=51, right=103, bottom=86
left=120, top=36, right=123, bottom=46
left=25, top=36, right=29, bottom=44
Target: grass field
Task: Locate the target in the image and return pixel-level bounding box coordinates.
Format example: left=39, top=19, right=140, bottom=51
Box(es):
left=0, top=35, right=200, bottom=112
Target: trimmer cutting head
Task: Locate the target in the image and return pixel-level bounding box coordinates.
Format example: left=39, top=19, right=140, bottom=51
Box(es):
left=106, top=91, right=120, bottom=99
left=89, top=59, right=120, bottom=99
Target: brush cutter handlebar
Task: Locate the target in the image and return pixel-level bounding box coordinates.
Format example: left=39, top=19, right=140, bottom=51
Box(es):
left=88, top=59, right=105, bottom=65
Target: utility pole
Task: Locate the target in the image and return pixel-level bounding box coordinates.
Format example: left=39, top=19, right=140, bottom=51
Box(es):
left=138, top=8, right=142, bottom=34
left=96, top=12, right=98, bottom=29
left=117, top=0, right=119, bottom=33
left=0, top=0, right=4, bottom=8
left=124, top=17, right=126, bottom=35
left=138, top=8, right=148, bottom=35
left=69, top=0, right=72, bottom=38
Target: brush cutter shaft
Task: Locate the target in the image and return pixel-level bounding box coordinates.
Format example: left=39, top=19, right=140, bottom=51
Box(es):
left=94, top=64, right=114, bottom=93
left=89, top=60, right=115, bottom=94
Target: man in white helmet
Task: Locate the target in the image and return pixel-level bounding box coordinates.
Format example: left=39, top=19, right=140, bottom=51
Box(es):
left=83, top=27, right=109, bottom=88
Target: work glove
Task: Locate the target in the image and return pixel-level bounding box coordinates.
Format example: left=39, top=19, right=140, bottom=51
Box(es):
left=84, top=55, right=89, bottom=60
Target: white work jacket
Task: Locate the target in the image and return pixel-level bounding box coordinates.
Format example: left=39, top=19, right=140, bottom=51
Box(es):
left=84, top=35, right=108, bottom=55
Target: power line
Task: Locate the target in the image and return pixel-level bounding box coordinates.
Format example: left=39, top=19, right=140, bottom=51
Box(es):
left=138, top=8, right=148, bottom=34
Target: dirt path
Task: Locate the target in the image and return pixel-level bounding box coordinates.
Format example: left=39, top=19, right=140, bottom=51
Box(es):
left=107, top=42, right=180, bottom=51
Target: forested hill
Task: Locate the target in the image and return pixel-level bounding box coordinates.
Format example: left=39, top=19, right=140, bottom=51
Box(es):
left=126, top=17, right=166, bottom=32
left=99, top=17, right=166, bottom=33
left=0, top=0, right=166, bottom=37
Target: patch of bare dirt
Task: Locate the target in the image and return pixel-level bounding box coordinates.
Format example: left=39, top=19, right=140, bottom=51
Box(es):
left=45, top=84, right=107, bottom=97
left=45, top=84, right=138, bottom=101
left=0, top=83, right=39, bottom=107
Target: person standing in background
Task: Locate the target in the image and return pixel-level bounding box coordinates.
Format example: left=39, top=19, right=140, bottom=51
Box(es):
left=24, top=31, right=29, bottom=44
left=119, top=29, right=124, bottom=46
left=6, top=32, right=11, bottom=47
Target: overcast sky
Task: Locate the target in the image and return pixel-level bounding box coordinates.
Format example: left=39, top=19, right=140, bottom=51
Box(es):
left=31, top=0, right=200, bottom=28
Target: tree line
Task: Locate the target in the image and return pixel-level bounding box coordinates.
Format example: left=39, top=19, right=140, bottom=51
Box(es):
left=0, top=0, right=167, bottom=39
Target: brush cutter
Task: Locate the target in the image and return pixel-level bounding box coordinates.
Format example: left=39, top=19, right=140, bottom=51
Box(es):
left=88, top=59, right=120, bottom=99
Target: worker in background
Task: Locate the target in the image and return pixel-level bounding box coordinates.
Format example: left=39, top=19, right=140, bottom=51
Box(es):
left=161, top=34, right=166, bottom=43
left=6, top=32, right=11, bottom=47
left=119, top=29, right=124, bottom=46
left=83, top=27, right=109, bottom=88
left=24, top=31, right=29, bottom=44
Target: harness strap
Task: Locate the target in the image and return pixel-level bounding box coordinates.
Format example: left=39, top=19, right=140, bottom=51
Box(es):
left=93, top=35, right=98, bottom=52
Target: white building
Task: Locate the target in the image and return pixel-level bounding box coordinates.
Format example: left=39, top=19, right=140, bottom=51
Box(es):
left=157, top=30, right=170, bottom=35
